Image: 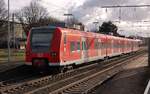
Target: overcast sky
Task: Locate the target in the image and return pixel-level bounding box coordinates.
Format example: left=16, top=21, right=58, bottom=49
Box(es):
left=4, top=0, right=150, bottom=37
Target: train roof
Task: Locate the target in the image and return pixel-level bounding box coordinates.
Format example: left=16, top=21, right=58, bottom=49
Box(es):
left=31, top=26, right=141, bottom=42
left=59, top=27, right=142, bottom=42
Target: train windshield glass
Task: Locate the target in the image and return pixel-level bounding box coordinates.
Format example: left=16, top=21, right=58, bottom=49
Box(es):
left=31, top=28, right=55, bottom=52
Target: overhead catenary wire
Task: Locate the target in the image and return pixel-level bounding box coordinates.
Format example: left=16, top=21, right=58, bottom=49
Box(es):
left=101, top=4, right=150, bottom=8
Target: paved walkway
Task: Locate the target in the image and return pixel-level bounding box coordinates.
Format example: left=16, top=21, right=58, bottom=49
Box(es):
left=95, top=54, right=149, bottom=94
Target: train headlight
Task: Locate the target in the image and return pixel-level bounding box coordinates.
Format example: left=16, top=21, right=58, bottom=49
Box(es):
left=51, top=52, right=57, bottom=57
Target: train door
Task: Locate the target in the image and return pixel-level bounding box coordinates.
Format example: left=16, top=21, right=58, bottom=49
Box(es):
left=81, top=37, right=88, bottom=62
left=95, top=38, right=99, bottom=57
left=107, top=37, right=112, bottom=56
left=118, top=40, right=121, bottom=54
left=132, top=41, right=134, bottom=51
left=63, top=32, right=68, bottom=62
left=98, top=39, right=101, bottom=57
left=121, top=40, right=124, bottom=54
left=101, top=38, right=106, bottom=57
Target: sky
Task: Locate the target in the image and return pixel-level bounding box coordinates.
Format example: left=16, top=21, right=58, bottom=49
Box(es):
left=4, top=0, right=150, bottom=37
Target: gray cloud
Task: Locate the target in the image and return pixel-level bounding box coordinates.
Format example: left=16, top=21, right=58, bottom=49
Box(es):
left=71, top=0, right=150, bottom=22
left=4, top=0, right=150, bottom=36
left=70, top=0, right=150, bottom=36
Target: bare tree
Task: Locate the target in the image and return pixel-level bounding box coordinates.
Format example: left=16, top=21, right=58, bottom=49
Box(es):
left=0, top=0, right=8, bottom=38
left=15, top=0, right=60, bottom=35
left=0, top=0, right=7, bottom=22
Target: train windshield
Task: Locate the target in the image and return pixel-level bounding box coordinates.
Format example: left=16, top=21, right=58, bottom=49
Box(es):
left=31, top=28, right=55, bottom=52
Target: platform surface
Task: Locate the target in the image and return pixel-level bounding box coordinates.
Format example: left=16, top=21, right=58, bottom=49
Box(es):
left=96, top=54, right=149, bottom=94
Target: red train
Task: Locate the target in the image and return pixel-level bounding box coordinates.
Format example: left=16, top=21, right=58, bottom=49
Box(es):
left=25, top=26, right=141, bottom=69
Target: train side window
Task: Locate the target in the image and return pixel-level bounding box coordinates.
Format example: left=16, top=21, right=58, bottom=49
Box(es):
left=84, top=42, right=86, bottom=50
left=107, top=42, right=109, bottom=48
left=82, top=42, right=84, bottom=50
left=82, top=41, right=87, bottom=50
left=70, top=42, right=75, bottom=52
left=101, top=42, right=103, bottom=49
left=98, top=42, right=101, bottom=49
left=85, top=41, right=89, bottom=50
left=103, top=43, right=105, bottom=49
left=95, top=39, right=98, bottom=49
left=85, top=42, right=88, bottom=50
left=105, top=43, right=108, bottom=49
left=64, top=33, right=67, bottom=44
left=103, top=42, right=105, bottom=49
left=115, top=42, right=117, bottom=48
left=77, top=42, right=80, bottom=51
left=104, top=43, right=106, bottom=49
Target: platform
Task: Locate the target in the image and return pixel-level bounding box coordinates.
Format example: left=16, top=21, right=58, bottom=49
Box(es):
left=95, top=54, right=149, bottom=94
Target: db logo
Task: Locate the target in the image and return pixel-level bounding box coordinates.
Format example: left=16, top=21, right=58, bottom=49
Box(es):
left=37, top=53, right=43, bottom=57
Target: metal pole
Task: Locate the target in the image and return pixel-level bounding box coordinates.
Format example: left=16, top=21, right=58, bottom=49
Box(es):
left=12, top=13, right=15, bottom=49
left=7, top=0, right=10, bottom=63
left=93, top=22, right=99, bottom=32
left=148, top=38, right=150, bottom=67
left=119, top=7, right=121, bottom=23
left=64, top=14, right=73, bottom=28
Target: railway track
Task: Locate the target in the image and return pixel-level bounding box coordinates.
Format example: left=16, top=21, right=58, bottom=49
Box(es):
left=0, top=65, right=50, bottom=89
left=0, top=62, right=24, bottom=73
left=0, top=49, right=146, bottom=94
left=50, top=55, right=144, bottom=94
left=32, top=51, right=146, bottom=94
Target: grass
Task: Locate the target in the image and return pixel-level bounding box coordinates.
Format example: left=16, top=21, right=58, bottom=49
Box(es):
left=0, top=49, right=25, bottom=63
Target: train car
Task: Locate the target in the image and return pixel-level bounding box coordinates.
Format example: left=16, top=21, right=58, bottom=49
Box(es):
left=25, top=26, right=141, bottom=69
left=132, top=39, right=141, bottom=51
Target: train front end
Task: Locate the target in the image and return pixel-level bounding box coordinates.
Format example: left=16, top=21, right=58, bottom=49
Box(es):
left=25, top=27, right=62, bottom=68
